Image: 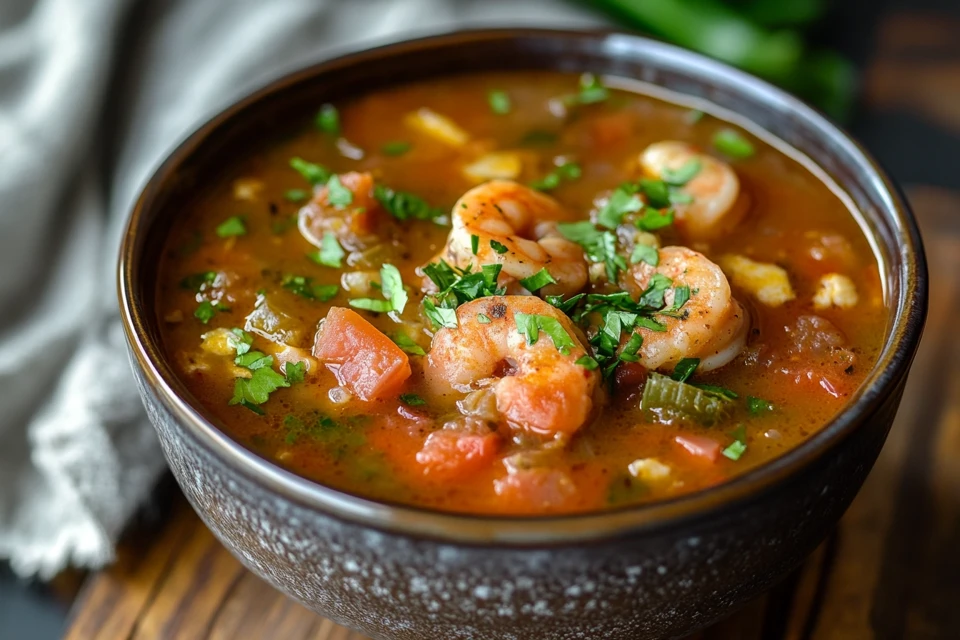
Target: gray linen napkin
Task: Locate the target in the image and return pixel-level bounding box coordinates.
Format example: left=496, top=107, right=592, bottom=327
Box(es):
left=0, top=0, right=602, bottom=578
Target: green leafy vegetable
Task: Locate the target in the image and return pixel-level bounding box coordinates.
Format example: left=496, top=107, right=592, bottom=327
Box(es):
left=289, top=157, right=331, bottom=185
left=194, top=300, right=229, bottom=324
left=325, top=175, right=353, bottom=208
left=713, top=129, right=756, bottom=159
left=722, top=425, right=748, bottom=460
left=307, top=232, right=346, bottom=268
left=490, top=239, right=508, bottom=254
left=635, top=207, right=675, bottom=232
left=660, top=158, right=702, bottom=186
left=226, top=328, right=253, bottom=356
left=284, top=361, right=306, bottom=384
left=671, top=357, right=700, bottom=382
left=514, top=313, right=577, bottom=355
left=281, top=275, right=338, bottom=302
left=391, top=332, right=426, bottom=356
left=563, top=72, right=609, bottom=105
left=471, top=234, right=480, bottom=256
left=283, top=188, right=310, bottom=203
left=215, top=216, right=247, bottom=238
left=230, top=362, right=289, bottom=412
left=315, top=103, right=340, bottom=135
left=488, top=90, right=511, bottom=115
left=519, top=268, right=557, bottom=292
left=685, top=109, right=705, bottom=124
left=597, top=187, right=644, bottom=229
left=180, top=271, right=217, bottom=291
left=530, top=161, right=582, bottom=191
left=374, top=184, right=446, bottom=224
left=381, top=141, right=412, bottom=156
left=641, top=372, right=734, bottom=426
left=423, top=298, right=458, bottom=329
left=556, top=221, right=626, bottom=282
left=477, top=313, right=491, bottom=324
left=576, top=354, right=599, bottom=370
left=630, top=244, right=659, bottom=266
left=349, top=264, right=407, bottom=313
left=747, top=396, right=775, bottom=415
left=399, top=393, right=427, bottom=407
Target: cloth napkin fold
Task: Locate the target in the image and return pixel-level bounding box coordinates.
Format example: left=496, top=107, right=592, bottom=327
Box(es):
left=0, top=0, right=601, bottom=578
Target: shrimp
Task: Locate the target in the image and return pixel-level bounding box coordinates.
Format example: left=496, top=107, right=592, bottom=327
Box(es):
left=425, top=296, right=600, bottom=438
left=298, top=171, right=380, bottom=251
left=640, top=141, right=744, bottom=241
left=432, top=180, right=588, bottom=297
left=624, top=246, right=748, bottom=372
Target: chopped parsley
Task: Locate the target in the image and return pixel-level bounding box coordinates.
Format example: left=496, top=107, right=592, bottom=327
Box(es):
left=281, top=274, right=339, bottom=301
left=325, top=175, right=353, bottom=208
left=685, top=109, right=705, bottom=124
left=399, top=393, right=427, bottom=407
left=283, top=188, right=310, bottom=203
left=194, top=300, right=229, bottom=324
left=471, top=234, right=480, bottom=255
left=215, top=216, right=247, bottom=238
left=381, top=141, right=412, bottom=156
left=563, top=73, right=609, bottom=106
left=671, top=358, right=700, bottom=383
left=519, top=268, right=557, bottom=292
left=226, top=328, right=253, bottom=355
left=575, top=355, right=599, bottom=370
left=373, top=184, right=446, bottom=224
left=488, top=90, right=511, bottom=115
left=596, top=187, right=644, bottom=229
left=637, top=178, right=693, bottom=208
left=713, top=129, right=756, bottom=159
left=423, top=298, right=458, bottom=329
left=722, top=424, right=748, bottom=460
left=391, top=332, right=426, bottom=356
left=349, top=264, right=407, bottom=313
left=180, top=271, right=217, bottom=291
left=229, top=358, right=289, bottom=413
left=635, top=207, right=675, bottom=232
left=556, top=221, right=626, bottom=282
left=315, top=104, right=340, bottom=135
left=660, top=158, right=702, bottom=186
left=284, top=361, right=306, bottom=384
left=289, top=157, right=331, bottom=185
left=307, top=232, right=345, bottom=268
left=477, top=313, right=491, bottom=324
left=489, top=239, right=508, bottom=254
left=514, top=313, right=577, bottom=355
left=630, top=244, right=659, bottom=266
left=530, top=161, right=581, bottom=191
left=747, top=396, right=775, bottom=415
left=422, top=260, right=504, bottom=308
left=518, top=129, right=559, bottom=147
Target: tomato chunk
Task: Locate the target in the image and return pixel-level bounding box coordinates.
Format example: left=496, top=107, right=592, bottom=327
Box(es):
left=313, top=307, right=411, bottom=401
left=416, top=430, right=500, bottom=480
left=674, top=434, right=721, bottom=463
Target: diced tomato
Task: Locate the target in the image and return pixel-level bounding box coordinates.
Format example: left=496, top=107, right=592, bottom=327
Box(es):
left=493, top=469, right=577, bottom=511
left=588, top=111, right=635, bottom=147
left=415, top=430, right=500, bottom=480
left=675, top=434, right=721, bottom=463
left=313, top=307, right=411, bottom=401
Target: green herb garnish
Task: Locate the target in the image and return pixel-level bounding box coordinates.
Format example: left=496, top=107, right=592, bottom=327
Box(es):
left=307, top=232, right=346, bottom=268
left=180, top=271, right=217, bottom=291
left=349, top=264, right=407, bottom=313
left=471, top=234, right=480, bottom=256
left=289, top=157, right=331, bottom=185
left=391, top=332, right=426, bottom=356
left=374, top=184, right=446, bottom=224
left=597, top=187, right=644, bottom=229
left=283, top=189, right=310, bottom=203
left=722, top=425, right=748, bottom=461
left=556, top=221, right=626, bottom=282
left=215, top=216, right=246, bottom=238
left=423, top=297, right=458, bottom=329
left=530, top=161, right=581, bottom=191
left=747, top=396, right=774, bottom=415
left=490, top=239, right=508, bottom=254
left=281, top=274, right=339, bottom=302
left=660, top=158, right=702, bottom=186
left=635, top=207, right=675, bottom=232
left=519, top=268, right=557, bottom=292
left=477, top=313, right=491, bottom=324
left=399, top=393, right=427, bottom=407
left=630, top=244, right=659, bottom=266
left=325, top=175, right=353, bottom=209
left=514, top=313, right=577, bottom=355
left=488, top=90, right=511, bottom=115
left=381, top=141, right=412, bottom=156
left=713, top=129, right=756, bottom=159
left=564, top=72, right=609, bottom=105
left=315, top=104, right=340, bottom=135
left=671, top=358, right=700, bottom=383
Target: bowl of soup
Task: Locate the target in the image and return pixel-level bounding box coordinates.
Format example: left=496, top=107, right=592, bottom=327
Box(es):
left=118, top=29, right=926, bottom=640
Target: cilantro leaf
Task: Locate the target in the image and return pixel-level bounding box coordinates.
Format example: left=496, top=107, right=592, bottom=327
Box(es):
left=471, top=234, right=480, bottom=255
left=282, top=274, right=338, bottom=301
left=194, top=300, right=228, bottom=324
left=283, top=188, right=310, bottom=203
left=597, top=188, right=644, bottom=229
left=671, top=358, right=700, bottom=383
left=289, top=157, right=331, bottom=185
left=661, top=158, right=702, bottom=186
left=216, top=216, right=246, bottom=238
left=519, top=268, right=557, bottom=292
left=399, top=393, right=427, bottom=407
left=227, top=328, right=253, bottom=356
left=423, top=298, right=457, bottom=329
left=229, top=366, right=289, bottom=408
left=235, top=351, right=273, bottom=370
left=514, top=313, right=577, bottom=355
left=180, top=271, right=217, bottom=291
left=747, top=396, right=775, bottom=415
left=575, top=355, right=599, bottom=370
left=713, top=129, right=756, bottom=159
left=381, top=141, right=412, bottom=156
left=307, top=232, right=346, bottom=268
left=284, top=361, right=306, bottom=384
left=563, top=73, right=609, bottom=105
left=618, top=332, right=644, bottom=363
left=722, top=439, right=747, bottom=461
left=374, top=184, right=445, bottom=224
left=488, top=90, right=511, bottom=115
left=349, top=264, right=406, bottom=313
left=490, top=239, right=508, bottom=254
left=556, top=221, right=626, bottom=282
left=635, top=208, right=675, bottom=232
left=325, top=175, right=353, bottom=208
left=315, top=103, right=339, bottom=135
left=530, top=161, right=581, bottom=192
left=392, top=332, right=426, bottom=356
left=630, top=244, right=659, bottom=266
left=477, top=313, right=491, bottom=324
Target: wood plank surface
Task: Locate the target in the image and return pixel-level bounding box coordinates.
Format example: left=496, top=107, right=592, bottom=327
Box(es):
left=63, top=10, right=960, bottom=640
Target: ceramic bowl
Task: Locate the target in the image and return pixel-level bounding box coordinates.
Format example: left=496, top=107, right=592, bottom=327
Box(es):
left=118, top=29, right=927, bottom=640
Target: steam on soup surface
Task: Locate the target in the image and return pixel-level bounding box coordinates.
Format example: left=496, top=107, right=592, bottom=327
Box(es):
left=157, top=72, right=884, bottom=515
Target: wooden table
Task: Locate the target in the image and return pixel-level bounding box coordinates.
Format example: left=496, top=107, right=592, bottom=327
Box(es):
left=61, top=9, right=960, bottom=640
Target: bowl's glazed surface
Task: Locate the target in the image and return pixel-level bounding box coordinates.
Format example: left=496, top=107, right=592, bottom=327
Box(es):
left=119, top=30, right=926, bottom=640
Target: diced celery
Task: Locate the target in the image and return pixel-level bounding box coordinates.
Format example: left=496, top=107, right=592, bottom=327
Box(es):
left=641, top=372, right=733, bottom=426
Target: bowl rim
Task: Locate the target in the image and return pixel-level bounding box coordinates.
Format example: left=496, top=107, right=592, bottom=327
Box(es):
left=118, top=27, right=927, bottom=545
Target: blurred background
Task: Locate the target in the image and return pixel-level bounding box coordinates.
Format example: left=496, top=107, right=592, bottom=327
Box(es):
left=1, top=0, right=958, bottom=637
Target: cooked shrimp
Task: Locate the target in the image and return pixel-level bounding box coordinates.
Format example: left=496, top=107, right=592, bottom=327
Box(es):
left=624, top=246, right=748, bottom=372
left=298, top=171, right=380, bottom=251
left=433, top=180, right=588, bottom=296
left=425, top=296, right=599, bottom=437
left=640, top=141, right=744, bottom=241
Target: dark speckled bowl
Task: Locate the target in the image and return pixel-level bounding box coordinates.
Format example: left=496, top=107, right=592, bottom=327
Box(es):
left=118, top=30, right=927, bottom=640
